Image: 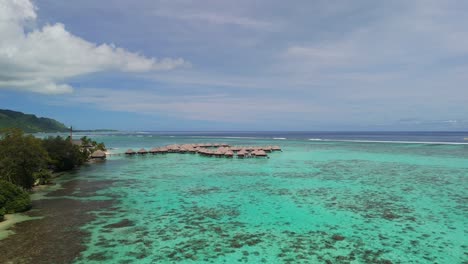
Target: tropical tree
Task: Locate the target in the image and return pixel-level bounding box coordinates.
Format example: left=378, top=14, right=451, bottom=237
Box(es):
left=42, top=136, right=86, bottom=171
left=0, top=180, right=32, bottom=220
left=0, top=128, right=48, bottom=189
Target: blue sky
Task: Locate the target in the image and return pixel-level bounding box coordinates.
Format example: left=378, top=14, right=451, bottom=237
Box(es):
left=1, top=0, right=467, bottom=131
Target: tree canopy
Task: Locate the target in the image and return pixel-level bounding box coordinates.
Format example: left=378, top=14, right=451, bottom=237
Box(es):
left=0, top=128, right=106, bottom=221
left=0, top=180, right=32, bottom=221
left=42, top=136, right=86, bottom=171
left=0, top=129, right=49, bottom=189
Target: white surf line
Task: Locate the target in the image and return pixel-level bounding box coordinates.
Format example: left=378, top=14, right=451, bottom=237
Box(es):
left=309, top=139, right=468, bottom=145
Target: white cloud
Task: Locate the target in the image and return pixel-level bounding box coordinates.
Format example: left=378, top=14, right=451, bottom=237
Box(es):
left=0, top=0, right=187, bottom=94
left=154, top=10, right=275, bottom=31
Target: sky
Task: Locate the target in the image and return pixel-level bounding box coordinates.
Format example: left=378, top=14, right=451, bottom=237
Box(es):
left=0, top=0, right=467, bottom=131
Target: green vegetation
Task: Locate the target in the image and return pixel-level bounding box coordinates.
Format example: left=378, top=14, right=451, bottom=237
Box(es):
left=0, top=128, right=106, bottom=221
left=0, top=129, right=49, bottom=189
left=33, top=170, right=53, bottom=186
left=0, top=109, right=69, bottom=133
left=0, top=180, right=32, bottom=221
left=42, top=136, right=87, bottom=171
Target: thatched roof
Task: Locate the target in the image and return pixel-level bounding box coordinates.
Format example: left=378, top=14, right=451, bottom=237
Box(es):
left=149, top=147, right=159, bottom=153
left=237, top=149, right=247, bottom=155
left=123, top=143, right=279, bottom=159
left=237, top=152, right=246, bottom=157
left=138, top=148, right=148, bottom=154
left=91, top=150, right=106, bottom=159
left=159, top=147, right=168, bottom=152
left=255, top=150, right=267, bottom=156
left=125, top=149, right=135, bottom=155
left=179, top=148, right=187, bottom=153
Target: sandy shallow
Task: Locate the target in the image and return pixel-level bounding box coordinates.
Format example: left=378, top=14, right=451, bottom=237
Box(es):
left=0, top=214, right=40, bottom=240
left=0, top=178, right=114, bottom=264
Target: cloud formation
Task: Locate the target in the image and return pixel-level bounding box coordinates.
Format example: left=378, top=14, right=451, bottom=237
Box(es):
left=0, top=0, right=186, bottom=94
left=154, top=10, right=275, bottom=31
left=2, top=0, right=467, bottom=130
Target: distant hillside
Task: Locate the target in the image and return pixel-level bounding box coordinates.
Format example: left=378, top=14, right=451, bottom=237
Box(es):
left=0, top=109, right=69, bottom=133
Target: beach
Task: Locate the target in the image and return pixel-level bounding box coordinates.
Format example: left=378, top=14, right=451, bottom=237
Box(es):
left=0, top=132, right=467, bottom=263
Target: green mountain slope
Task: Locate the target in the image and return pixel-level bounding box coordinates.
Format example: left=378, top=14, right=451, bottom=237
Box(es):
left=0, top=109, right=69, bottom=133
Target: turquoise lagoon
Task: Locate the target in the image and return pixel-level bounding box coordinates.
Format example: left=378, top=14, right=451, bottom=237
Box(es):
left=44, top=135, right=468, bottom=263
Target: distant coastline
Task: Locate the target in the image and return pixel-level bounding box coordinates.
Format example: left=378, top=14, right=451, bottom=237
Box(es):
left=0, top=109, right=68, bottom=133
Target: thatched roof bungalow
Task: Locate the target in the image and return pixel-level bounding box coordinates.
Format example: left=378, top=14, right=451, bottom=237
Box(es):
left=229, top=146, right=240, bottom=152
left=167, top=145, right=180, bottom=153
left=138, top=148, right=148, bottom=154
left=159, top=147, right=168, bottom=153
left=91, top=150, right=106, bottom=159
left=224, top=150, right=234, bottom=157
left=272, top=146, right=282, bottom=151
left=188, top=148, right=197, bottom=153
left=125, top=149, right=136, bottom=155
left=214, top=148, right=225, bottom=156
left=254, top=150, right=268, bottom=157
left=179, top=148, right=187, bottom=153
left=149, top=147, right=159, bottom=154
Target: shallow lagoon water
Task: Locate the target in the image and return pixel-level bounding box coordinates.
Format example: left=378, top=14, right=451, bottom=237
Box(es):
left=67, top=136, right=467, bottom=263
left=2, top=134, right=467, bottom=263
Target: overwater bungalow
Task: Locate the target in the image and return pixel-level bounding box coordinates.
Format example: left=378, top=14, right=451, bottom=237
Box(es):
left=123, top=143, right=279, bottom=159
left=230, top=146, right=241, bottom=152
left=237, top=150, right=246, bottom=158
left=188, top=148, right=197, bottom=154
left=246, top=147, right=255, bottom=152
left=149, top=147, right=159, bottom=154
left=254, top=150, right=268, bottom=157
left=90, top=150, right=106, bottom=159
left=167, top=145, right=181, bottom=153
left=272, top=146, right=282, bottom=151
left=224, top=150, right=234, bottom=158
left=159, top=147, right=168, bottom=153
left=125, top=149, right=136, bottom=155
left=200, top=149, right=211, bottom=156
left=138, top=148, right=148, bottom=154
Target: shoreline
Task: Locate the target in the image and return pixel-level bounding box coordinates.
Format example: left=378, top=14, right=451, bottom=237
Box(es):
left=0, top=213, right=41, bottom=240
left=0, top=176, right=116, bottom=263
left=0, top=167, right=93, bottom=241
left=0, top=180, right=63, bottom=241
